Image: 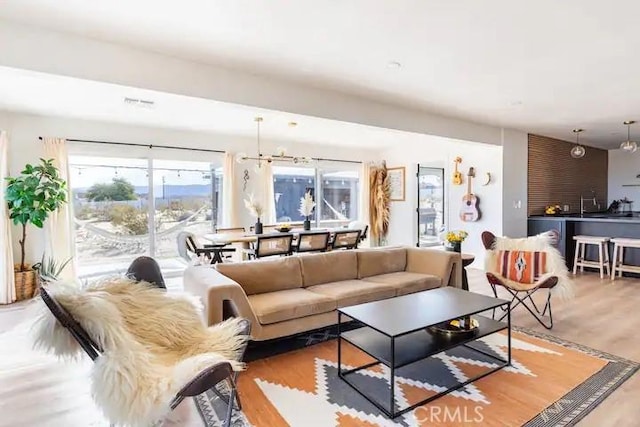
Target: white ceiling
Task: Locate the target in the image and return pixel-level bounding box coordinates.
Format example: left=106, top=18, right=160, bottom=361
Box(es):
left=0, top=66, right=419, bottom=148
left=0, top=0, right=639, bottom=148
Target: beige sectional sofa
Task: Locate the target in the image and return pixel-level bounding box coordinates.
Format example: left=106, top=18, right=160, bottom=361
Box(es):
left=184, top=247, right=462, bottom=341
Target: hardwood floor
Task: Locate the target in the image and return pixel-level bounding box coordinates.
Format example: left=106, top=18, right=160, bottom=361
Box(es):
left=468, top=269, right=640, bottom=427
left=0, top=271, right=637, bottom=426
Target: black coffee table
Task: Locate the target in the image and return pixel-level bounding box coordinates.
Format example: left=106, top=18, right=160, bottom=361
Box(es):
left=338, top=287, right=511, bottom=418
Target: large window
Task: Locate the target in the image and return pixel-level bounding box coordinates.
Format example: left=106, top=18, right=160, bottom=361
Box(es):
left=273, top=165, right=359, bottom=227
left=319, top=169, right=359, bottom=227
left=273, top=167, right=316, bottom=223
left=69, top=155, right=222, bottom=279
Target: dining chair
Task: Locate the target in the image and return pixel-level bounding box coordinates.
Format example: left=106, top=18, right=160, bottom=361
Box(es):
left=249, top=224, right=279, bottom=233
left=248, top=234, right=294, bottom=259
left=331, top=229, right=362, bottom=250
left=215, top=227, right=246, bottom=234
left=177, top=231, right=236, bottom=264
left=348, top=221, right=369, bottom=243
left=295, top=231, right=331, bottom=253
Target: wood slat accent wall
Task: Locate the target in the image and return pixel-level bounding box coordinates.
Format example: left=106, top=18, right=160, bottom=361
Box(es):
left=528, top=134, right=608, bottom=216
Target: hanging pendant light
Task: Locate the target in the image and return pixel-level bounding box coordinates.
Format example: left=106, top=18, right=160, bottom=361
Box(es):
left=570, top=128, right=586, bottom=158
left=620, top=120, right=638, bottom=153
left=235, top=117, right=312, bottom=166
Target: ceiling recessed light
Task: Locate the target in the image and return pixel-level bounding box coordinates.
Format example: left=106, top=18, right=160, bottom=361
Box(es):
left=288, top=121, right=298, bottom=128
left=123, top=97, right=155, bottom=109
left=510, top=100, right=523, bottom=106
left=387, top=61, right=402, bottom=69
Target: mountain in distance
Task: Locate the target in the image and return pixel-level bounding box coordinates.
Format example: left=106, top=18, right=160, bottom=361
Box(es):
left=73, top=184, right=213, bottom=199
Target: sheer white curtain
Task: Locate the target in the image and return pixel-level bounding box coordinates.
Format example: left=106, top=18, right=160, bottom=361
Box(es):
left=0, top=131, right=16, bottom=304
left=259, top=163, right=276, bottom=224
left=42, top=138, right=77, bottom=282
left=359, top=161, right=372, bottom=226
left=222, top=152, right=239, bottom=227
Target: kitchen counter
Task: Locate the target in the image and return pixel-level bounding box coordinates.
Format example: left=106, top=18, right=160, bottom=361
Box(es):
left=529, top=213, right=640, bottom=224
left=528, top=214, right=640, bottom=274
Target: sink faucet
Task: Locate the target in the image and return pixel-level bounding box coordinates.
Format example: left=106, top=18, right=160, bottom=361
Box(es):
left=580, top=190, right=597, bottom=215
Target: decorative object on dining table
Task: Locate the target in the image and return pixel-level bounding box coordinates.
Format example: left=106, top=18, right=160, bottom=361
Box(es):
left=460, top=167, right=480, bottom=222
left=244, top=193, right=264, bottom=235
left=544, top=204, right=564, bottom=216
left=387, top=166, right=406, bottom=201
left=444, top=230, right=468, bottom=253
left=452, top=156, right=463, bottom=185
left=299, top=190, right=316, bottom=231
left=275, top=223, right=292, bottom=232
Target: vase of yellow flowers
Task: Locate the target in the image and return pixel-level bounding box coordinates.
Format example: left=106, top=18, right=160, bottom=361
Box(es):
left=445, top=230, right=468, bottom=253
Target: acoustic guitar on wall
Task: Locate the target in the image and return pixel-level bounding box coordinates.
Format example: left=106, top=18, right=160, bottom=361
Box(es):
left=460, top=167, right=481, bottom=222
left=452, top=157, right=463, bottom=185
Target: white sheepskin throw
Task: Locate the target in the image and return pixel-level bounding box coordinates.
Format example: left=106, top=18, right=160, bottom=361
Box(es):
left=32, top=278, right=248, bottom=427
left=485, top=231, right=575, bottom=300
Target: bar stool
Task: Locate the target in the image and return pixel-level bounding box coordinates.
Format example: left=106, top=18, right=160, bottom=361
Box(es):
left=611, top=238, right=640, bottom=280
left=572, top=235, right=610, bottom=279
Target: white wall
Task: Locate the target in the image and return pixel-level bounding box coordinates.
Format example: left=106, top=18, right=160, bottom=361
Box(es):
left=382, top=136, right=504, bottom=267
left=608, top=148, right=640, bottom=206
left=1, top=111, right=378, bottom=265
left=501, top=129, right=528, bottom=237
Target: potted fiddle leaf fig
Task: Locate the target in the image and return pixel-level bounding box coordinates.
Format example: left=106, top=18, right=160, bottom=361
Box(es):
left=5, top=158, right=68, bottom=300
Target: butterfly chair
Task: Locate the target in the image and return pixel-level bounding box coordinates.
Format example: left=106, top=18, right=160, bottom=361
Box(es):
left=331, top=229, right=362, bottom=250
left=38, top=284, right=250, bottom=427
left=482, top=230, right=571, bottom=329
left=126, top=256, right=167, bottom=289
left=177, top=231, right=236, bottom=264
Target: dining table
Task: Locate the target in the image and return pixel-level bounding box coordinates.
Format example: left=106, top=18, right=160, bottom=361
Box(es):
left=202, top=227, right=344, bottom=248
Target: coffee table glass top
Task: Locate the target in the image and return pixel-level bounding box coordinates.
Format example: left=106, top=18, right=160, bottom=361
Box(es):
left=338, top=287, right=509, bottom=337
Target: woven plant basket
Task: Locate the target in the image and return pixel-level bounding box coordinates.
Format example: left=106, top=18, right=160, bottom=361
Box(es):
left=14, top=265, right=38, bottom=301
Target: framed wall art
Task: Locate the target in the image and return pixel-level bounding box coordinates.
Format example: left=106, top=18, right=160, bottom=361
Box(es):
left=387, top=166, right=406, bottom=201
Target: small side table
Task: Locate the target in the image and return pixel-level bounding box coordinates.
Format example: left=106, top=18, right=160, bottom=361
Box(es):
left=461, top=253, right=475, bottom=291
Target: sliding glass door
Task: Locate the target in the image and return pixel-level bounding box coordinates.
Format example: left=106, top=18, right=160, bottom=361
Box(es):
left=152, top=160, right=222, bottom=276
left=417, top=166, right=445, bottom=247
left=318, top=168, right=359, bottom=228
left=273, top=166, right=316, bottom=223
left=69, top=155, right=222, bottom=279
left=69, top=156, right=151, bottom=279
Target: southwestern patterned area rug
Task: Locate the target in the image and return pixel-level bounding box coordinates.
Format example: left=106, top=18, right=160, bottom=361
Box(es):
left=195, top=326, right=637, bottom=427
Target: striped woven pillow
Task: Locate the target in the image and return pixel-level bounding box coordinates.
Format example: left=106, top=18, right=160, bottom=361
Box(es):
left=496, top=250, right=547, bottom=284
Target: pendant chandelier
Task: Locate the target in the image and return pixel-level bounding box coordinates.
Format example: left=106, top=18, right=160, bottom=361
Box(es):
left=570, top=128, right=586, bottom=159
left=620, top=120, right=638, bottom=153
left=236, top=117, right=312, bottom=169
